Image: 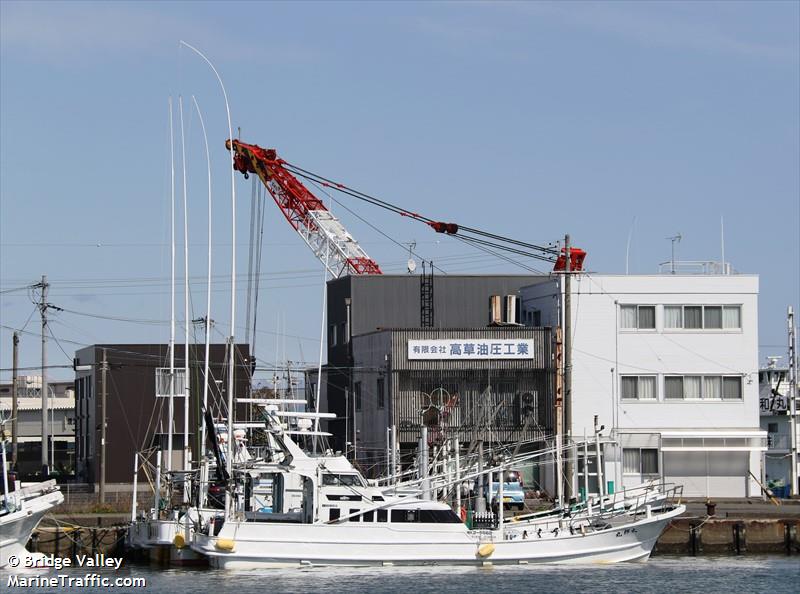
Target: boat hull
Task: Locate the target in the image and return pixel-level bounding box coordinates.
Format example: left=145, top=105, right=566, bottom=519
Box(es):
left=0, top=489, right=64, bottom=570
left=191, top=505, right=683, bottom=569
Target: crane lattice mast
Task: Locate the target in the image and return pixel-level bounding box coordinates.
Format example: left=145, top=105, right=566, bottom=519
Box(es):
left=227, top=139, right=382, bottom=278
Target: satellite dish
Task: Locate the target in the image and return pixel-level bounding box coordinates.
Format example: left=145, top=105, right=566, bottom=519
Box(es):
left=407, top=258, right=417, bottom=273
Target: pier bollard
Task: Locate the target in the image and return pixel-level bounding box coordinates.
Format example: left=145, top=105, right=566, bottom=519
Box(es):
left=785, top=522, right=798, bottom=556
left=689, top=523, right=701, bottom=556
left=733, top=523, right=744, bottom=555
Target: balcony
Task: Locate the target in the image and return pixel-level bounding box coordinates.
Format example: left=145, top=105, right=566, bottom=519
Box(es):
left=767, top=433, right=791, bottom=450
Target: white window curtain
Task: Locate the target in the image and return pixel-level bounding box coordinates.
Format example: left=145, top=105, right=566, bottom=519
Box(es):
left=620, top=305, right=637, bottom=329
left=664, top=306, right=682, bottom=328
left=623, top=449, right=640, bottom=474
left=723, top=306, right=741, bottom=329
left=684, top=376, right=702, bottom=399
left=639, top=376, right=656, bottom=400
left=704, top=376, right=722, bottom=399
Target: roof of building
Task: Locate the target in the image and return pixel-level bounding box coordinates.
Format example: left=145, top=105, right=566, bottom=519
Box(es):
left=0, top=397, right=75, bottom=412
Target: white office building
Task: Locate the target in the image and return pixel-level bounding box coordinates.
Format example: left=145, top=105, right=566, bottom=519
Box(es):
left=521, top=271, right=766, bottom=498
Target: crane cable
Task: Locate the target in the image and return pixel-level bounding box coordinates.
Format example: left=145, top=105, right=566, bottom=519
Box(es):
left=281, top=162, right=560, bottom=262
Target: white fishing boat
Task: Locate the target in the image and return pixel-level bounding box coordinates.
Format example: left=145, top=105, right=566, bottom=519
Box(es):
left=188, top=409, right=685, bottom=569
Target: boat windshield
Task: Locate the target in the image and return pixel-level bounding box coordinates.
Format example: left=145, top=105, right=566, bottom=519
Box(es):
left=322, top=473, right=365, bottom=487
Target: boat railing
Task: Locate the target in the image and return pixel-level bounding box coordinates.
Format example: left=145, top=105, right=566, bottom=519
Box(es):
left=0, top=479, right=59, bottom=515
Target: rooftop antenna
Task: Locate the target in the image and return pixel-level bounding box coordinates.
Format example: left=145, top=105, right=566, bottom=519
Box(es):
left=667, top=234, right=681, bottom=274
left=720, top=216, right=726, bottom=275
left=625, top=216, right=636, bottom=275
left=407, top=240, right=417, bottom=274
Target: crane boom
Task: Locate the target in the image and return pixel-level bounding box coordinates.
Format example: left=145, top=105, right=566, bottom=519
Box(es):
left=226, top=139, right=382, bottom=277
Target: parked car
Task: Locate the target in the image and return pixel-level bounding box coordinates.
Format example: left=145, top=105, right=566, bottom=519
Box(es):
left=488, top=469, right=525, bottom=511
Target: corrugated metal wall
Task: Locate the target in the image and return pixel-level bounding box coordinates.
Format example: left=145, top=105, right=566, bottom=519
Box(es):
left=386, top=328, right=554, bottom=444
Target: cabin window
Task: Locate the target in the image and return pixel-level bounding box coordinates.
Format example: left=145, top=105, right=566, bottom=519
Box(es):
left=322, top=473, right=365, bottom=487
left=417, top=509, right=462, bottom=524
left=363, top=510, right=374, bottom=522
left=377, top=509, right=388, bottom=522
left=391, top=509, right=417, bottom=523
left=329, top=509, right=340, bottom=522
left=349, top=509, right=360, bottom=521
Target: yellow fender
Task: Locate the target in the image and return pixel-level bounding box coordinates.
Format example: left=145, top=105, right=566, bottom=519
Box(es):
left=215, top=538, right=236, bottom=552
left=173, top=533, right=186, bottom=549
left=476, top=543, right=495, bottom=558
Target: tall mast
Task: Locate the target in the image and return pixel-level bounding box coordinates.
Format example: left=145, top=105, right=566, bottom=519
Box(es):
left=179, top=41, right=236, bottom=516
left=179, top=96, right=191, bottom=476
left=192, top=95, right=212, bottom=463
left=167, top=97, right=176, bottom=474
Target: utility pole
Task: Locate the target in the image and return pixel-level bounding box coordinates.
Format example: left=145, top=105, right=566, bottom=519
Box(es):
left=554, top=327, right=564, bottom=508
left=788, top=306, right=797, bottom=497
left=11, top=332, right=19, bottom=469
left=563, top=234, right=573, bottom=501
left=100, top=348, right=108, bottom=503
left=39, top=275, right=49, bottom=477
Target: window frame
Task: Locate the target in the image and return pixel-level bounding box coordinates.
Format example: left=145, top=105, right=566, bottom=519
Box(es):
left=663, top=374, right=744, bottom=401
left=620, top=375, right=658, bottom=401
left=622, top=447, right=659, bottom=476
left=662, top=304, right=742, bottom=332
left=620, top=304, right=657, bottom=331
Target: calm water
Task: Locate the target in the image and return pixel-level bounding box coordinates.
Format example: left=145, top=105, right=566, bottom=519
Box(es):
left=2, top=556, right=798, bottom=593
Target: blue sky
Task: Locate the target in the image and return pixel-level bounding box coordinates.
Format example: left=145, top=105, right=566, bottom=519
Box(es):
left=1, top=1, right=798, bottom=383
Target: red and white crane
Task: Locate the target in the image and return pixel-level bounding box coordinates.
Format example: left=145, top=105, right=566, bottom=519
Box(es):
left=227, top=139, right=382, bottom=278
left=227, top=138, right=586, bottom=275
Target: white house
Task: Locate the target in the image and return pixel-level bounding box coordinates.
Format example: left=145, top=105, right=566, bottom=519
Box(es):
left=521, top=272, right=765, bottom=499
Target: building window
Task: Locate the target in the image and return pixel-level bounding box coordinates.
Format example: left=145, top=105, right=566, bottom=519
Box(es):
left=620, top=305, right=655, bottom=330
left=767, top=422, right=778, bottom=433
left=623, top=448, right=659, bottom=475
left=664, top=375, right=742, bottom=400
left=328, top=324, right=338, bottom=347
left=620, top=376, right=657, bottom=400
left=722, top=376, right=743, bottom=400
left=355, top=381, right=362, bottom=411
left=155, top=368, right=186, bottom=397
left=664, top=305, right=741, bottom=330
left=377, top=377, right=385, bottom=409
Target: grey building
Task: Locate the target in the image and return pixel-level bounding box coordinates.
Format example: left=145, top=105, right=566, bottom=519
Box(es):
left=349, top=328, right=555, bottom=479
left=319, top=274, right=553, bottom=462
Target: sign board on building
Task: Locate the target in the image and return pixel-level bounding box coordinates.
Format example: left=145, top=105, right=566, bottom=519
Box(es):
left=760, top=393, right=789, bottom=415
left=407, top=339, right=535, bottom=360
